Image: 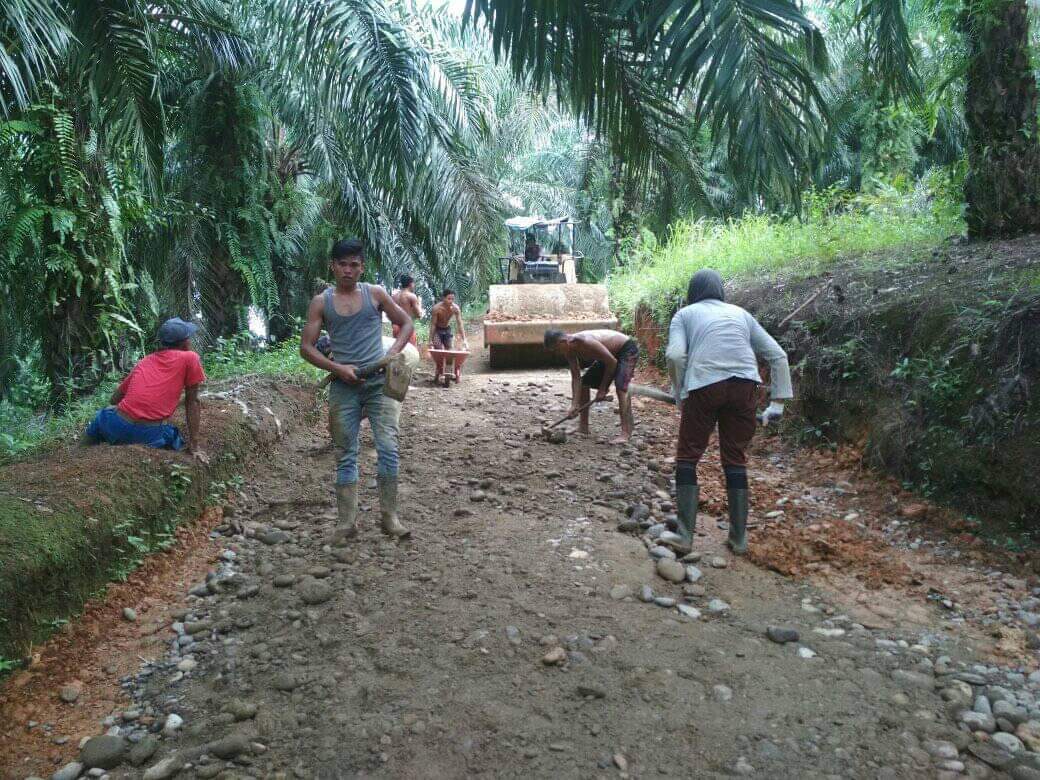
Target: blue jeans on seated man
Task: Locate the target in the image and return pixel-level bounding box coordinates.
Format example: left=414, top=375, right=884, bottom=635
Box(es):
left=83, top=407, right=185, bottom=450
left=329, top=376, right=401, bottom=485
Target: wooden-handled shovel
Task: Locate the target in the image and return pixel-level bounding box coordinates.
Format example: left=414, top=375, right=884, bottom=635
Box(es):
left=319, top=355, right=391, bottom=388
left=542, top=394, right=614, bottom=433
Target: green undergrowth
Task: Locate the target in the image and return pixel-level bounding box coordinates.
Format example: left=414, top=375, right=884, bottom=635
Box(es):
left=609, top=189, right=962, bottom=330
left=1, top=336, right=318, bottom=461
left=783, top=265, right=1040, bottom=542
left=0, top=421, right=252, bottom=664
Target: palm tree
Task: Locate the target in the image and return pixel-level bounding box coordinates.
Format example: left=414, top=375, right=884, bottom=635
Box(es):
left=463, top=0, right=832, bottom=206
left=0, top=0, right=69, bottom=117
left=962, top=0, right=1040, bottom=238
left=2, top=0, right=516, bottom=396
left=1, top=0, right=249, bottom=401
left=467, top=0, right=1040, bottom=239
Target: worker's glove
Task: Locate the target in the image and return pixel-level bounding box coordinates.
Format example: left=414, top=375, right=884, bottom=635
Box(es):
left=758, top=401, right=784, bottom=426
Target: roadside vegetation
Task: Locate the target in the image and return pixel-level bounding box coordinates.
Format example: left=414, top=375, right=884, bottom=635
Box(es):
left=609, top=181, right=964, bottom=330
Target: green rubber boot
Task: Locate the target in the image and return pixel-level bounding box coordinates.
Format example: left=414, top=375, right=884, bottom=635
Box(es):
left=673, top=484, right=699, bottom=554
left=330, top=483, right=359, bottom=546
left=726, top=488, right=749, bottom=555
left=377, top=476, right=411, bottom=539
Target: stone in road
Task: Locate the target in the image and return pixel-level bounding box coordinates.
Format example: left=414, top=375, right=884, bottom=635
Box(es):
left=12, top=349, right=1019, bottom=780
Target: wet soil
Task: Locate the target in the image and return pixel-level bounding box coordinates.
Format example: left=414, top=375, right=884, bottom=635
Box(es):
left=2, top=337, right=1038, bottom=779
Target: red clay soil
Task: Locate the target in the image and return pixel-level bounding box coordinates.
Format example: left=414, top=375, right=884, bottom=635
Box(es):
left=0, top=506, right=225, bottom=777
left=632, top=366, right=1037, bottom=601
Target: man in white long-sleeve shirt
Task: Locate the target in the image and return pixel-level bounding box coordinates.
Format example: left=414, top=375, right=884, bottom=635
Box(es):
left=665, top=269, right=793, bottom=555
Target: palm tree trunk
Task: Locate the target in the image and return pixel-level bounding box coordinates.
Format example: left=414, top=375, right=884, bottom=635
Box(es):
left=41, top=289, right=108, bottom=406
left=205, top=254, right=247, bottom=340
left=963, top=0, right=1040, bottom=239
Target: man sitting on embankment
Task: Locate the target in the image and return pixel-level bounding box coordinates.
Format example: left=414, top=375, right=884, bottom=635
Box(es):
left=81, top=318, right=207, bottom=460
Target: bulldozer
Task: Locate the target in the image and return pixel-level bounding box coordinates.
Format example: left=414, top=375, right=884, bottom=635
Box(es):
left=483, top=216, right=619, bottom=368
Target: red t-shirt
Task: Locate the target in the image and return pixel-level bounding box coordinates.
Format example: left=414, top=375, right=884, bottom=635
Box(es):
left=117, top=349, right=206, bottom=421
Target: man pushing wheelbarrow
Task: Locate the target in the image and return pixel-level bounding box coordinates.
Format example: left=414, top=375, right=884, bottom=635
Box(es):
left=429, top=288, right=470, bottom=387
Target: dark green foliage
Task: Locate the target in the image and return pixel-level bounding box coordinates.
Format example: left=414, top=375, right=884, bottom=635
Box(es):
left=0, top=92, right=152, bottom=404
left=763, top=246, right=1040, bottom=531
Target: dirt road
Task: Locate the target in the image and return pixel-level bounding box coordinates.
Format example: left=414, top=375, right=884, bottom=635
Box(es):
left=5, top=344, right=1040, bottom=779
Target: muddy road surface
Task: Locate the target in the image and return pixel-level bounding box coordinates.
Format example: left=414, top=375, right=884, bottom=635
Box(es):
left=5, top=345, right=1040, bottom=780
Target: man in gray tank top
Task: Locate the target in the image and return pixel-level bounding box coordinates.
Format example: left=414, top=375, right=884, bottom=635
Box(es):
left=300, top=238, right=415, bottom=543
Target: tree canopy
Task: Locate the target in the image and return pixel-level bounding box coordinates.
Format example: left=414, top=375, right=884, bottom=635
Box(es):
left=1, top=0, right=1037, bottom=405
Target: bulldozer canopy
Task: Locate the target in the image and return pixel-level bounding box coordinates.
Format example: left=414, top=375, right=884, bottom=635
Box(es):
left=504, top=216, right=573, bottom=231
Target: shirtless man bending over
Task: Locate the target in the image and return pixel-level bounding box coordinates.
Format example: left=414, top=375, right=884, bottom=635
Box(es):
left=391, top=274, right=423, bottom=346
left=544, top=328, right=639, bottom=443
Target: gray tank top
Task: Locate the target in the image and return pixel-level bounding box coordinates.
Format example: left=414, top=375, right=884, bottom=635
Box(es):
left=323, top=284, right=385, bottom=367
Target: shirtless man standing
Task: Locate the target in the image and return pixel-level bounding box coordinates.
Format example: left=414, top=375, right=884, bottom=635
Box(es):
left=544, top=328, right=639, bottom=443
left=391, top=274, right=423, bottom=346
left=429, top=289, right=468, bottom=382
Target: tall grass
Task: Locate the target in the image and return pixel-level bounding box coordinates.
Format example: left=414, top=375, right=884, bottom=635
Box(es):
left=609, top=192, right=963, bottom=328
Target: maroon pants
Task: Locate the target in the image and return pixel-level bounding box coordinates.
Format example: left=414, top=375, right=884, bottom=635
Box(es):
left=676, top=379, right=758, bottom=467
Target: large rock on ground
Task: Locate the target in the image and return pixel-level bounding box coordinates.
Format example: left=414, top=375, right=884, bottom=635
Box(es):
left=766, top=626, right=800, bottom=644
left=207, top=733, right=252, bottom=760
left=296, top=577, right=333, bottom=605
left=656, top=558, right=685, bottom=583
left=128, top=736, right=160, bottom=767
left=1017, top=721, right=1040, bottom=752
left=143, top=756, right=184, bottom=780
left=52, top=763, right=83, bottom=780
left=222, top=699, right=259, bottom=721
left=80, top=735, right=127, bottom=769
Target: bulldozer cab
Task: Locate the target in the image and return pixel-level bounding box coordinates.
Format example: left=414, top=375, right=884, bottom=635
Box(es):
left=484, top=215, right=617, bottom=369
left=502, top=216, right=582, bottom=284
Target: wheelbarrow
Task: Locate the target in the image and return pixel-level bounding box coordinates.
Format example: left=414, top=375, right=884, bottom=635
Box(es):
left=429, top=348, right=470, bottom=388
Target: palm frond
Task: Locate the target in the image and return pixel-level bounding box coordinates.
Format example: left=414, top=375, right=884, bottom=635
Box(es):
left=464, top=0, right=680, bottom=170
left=852, top=0, right=920, bottom=101
left=0, top=0, right=69, bottom=116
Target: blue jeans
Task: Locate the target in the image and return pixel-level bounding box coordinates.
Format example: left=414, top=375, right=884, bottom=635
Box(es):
left=83, top=407, right=185, bottom=450
left=329, top=377, right=401, bottom=485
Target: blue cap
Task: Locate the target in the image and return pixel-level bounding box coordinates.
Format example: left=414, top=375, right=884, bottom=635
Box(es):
left=158, top=317, right=199, bottom=346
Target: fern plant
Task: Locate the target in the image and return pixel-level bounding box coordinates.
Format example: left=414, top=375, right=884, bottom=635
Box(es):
left=0, top=88, right=149, bottom=403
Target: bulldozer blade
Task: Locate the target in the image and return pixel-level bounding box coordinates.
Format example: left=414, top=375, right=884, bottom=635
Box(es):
left=629, top=383, right=676, bottom=405
left=483, top=283, right=619, bottom=369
